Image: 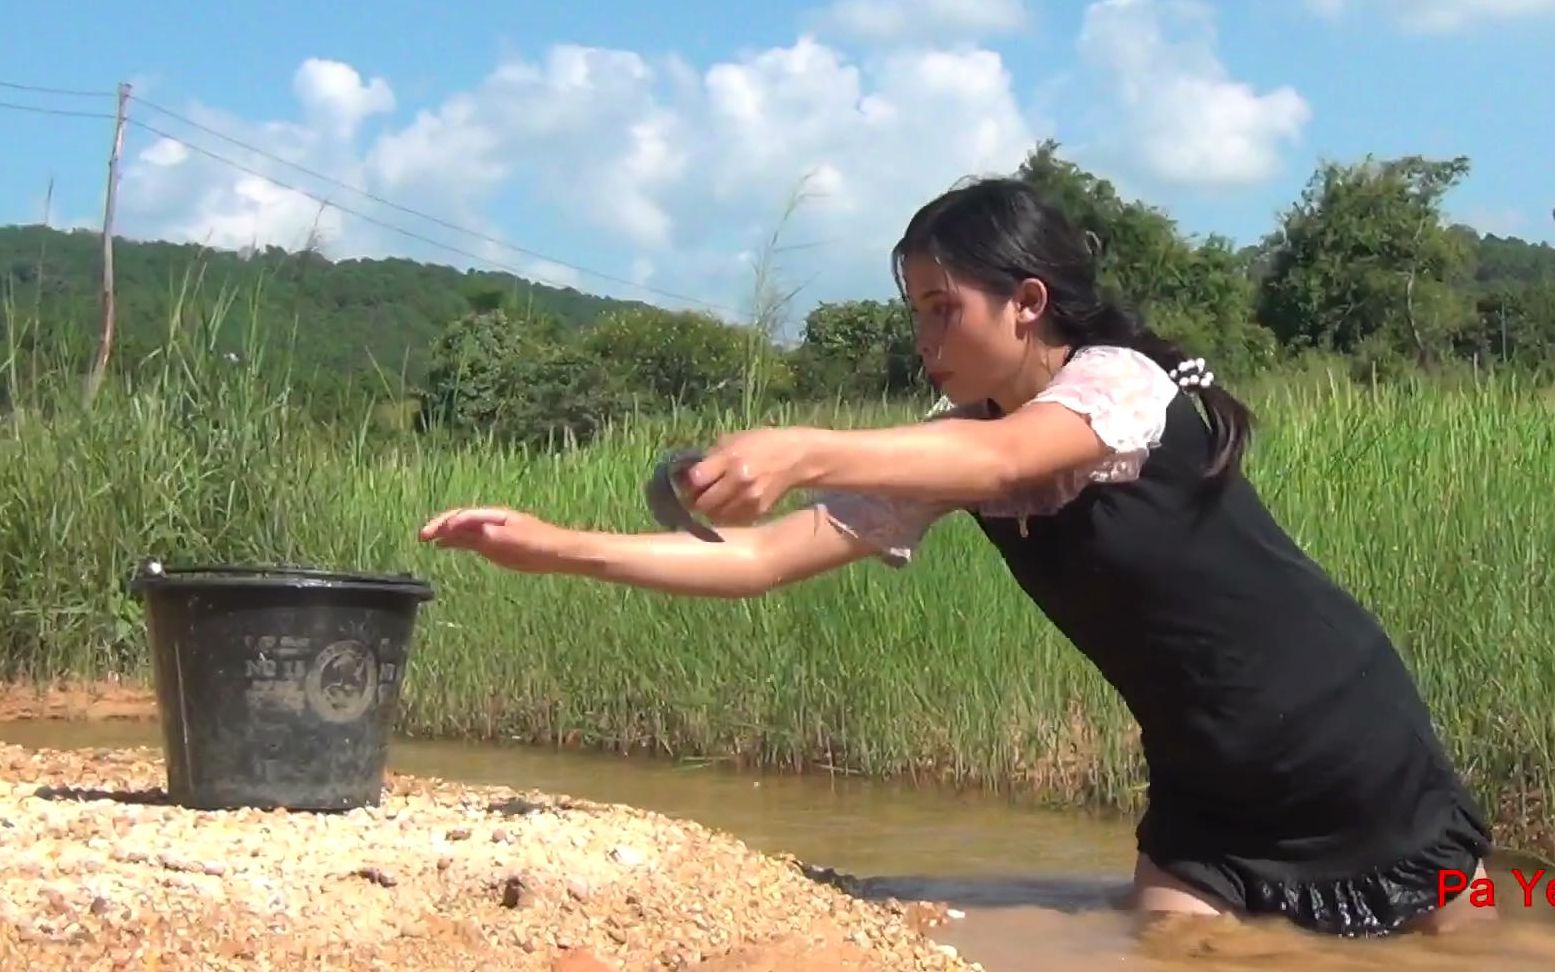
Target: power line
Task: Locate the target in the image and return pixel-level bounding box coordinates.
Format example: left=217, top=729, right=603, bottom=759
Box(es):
left=127, top=118, right=742, bottom=316
left=0, top=76, right=746, bottom=316
left=0, top=79, right=115, bottom=99
left=0, top=99, right=116, bottom=121
left=127, top=94, right=741, bottom=315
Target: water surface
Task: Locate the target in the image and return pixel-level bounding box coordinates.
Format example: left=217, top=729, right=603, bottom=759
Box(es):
left=4, top=719, right=1552, bottom=970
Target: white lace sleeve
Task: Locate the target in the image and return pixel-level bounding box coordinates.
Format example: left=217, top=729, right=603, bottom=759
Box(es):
left=1028, top=345, right=1178, bottom=485
left=806, top=394, right=978, bottom=567
left=810, top=491, right=953, bottom=567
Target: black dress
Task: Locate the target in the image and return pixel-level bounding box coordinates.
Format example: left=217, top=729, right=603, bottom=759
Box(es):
left=967, top=387, right=1492, bottom=937
left=813, top=346, right=1492, bottom=938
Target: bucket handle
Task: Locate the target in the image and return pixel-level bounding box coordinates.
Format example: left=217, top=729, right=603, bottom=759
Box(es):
left=645, top=448, right=725, bottom=543
left=126, top=556, right=166, bottom=596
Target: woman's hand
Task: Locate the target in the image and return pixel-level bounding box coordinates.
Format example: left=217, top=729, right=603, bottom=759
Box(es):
left=418, top=507, right=578, bottom=573
left=682, top=426, right=828, bottom=526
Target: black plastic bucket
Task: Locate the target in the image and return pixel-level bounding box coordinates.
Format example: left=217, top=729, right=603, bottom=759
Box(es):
left=128, top=561, right=435, bottom=811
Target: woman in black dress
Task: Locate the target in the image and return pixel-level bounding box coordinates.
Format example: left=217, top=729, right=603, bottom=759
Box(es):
left=420, top=177, right=1494, bottom=938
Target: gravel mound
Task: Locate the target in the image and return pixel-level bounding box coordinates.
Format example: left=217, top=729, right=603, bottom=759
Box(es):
left=0, top=743, right=978, bottom=971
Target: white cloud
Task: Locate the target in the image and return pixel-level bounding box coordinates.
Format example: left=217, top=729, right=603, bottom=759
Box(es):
left=118, top=34, right=1042, bottom=322
left=814, top=0, right=1032, bottom=43
left=293, top=58, right=395, bottom=139
left=368, top=45, right=686, bottom=250
left=1307, top=0, right=1555, bottom=32
left=167, top=175, right=342, bottom=255
left=123, top=118, right=351, bottom=255
left=119, top=60, right=393, bottom=255
left=139, top=139, right=188, bottom=167
left=1078, top=0, right=1311, bottom=190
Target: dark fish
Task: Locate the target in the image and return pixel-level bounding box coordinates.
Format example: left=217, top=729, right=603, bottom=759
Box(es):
left=644, top=448, right=725, bottom=543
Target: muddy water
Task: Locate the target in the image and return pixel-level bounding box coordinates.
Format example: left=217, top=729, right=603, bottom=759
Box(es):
left=5, top=718, right=1555, bottom=971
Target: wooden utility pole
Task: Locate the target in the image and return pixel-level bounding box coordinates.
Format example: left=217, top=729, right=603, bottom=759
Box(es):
left=85, top=81, right=130, bottom=406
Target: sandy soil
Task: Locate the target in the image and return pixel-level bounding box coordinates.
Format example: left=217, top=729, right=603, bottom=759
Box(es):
left=0, top=735, right=978, bottom=971
left=0, top=678, right=159, bottom=722
left=10, top=682, right=1555, bottom=971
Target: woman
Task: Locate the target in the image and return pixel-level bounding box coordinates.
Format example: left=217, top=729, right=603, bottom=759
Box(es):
left=420, top=177, right=1493, bottom=938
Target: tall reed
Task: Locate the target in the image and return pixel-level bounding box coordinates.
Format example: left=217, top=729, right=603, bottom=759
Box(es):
left=4, top=264, right=1552, bottom=857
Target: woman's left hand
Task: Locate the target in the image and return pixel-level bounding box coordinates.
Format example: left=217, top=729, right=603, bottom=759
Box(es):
left=682, top=426, right=825, bottom=525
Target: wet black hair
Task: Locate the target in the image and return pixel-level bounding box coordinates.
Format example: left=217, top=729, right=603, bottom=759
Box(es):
left=891, top=176, right=1253, bottom=482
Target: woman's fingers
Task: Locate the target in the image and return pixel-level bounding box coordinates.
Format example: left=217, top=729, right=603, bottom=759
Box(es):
left=419, top=508, right=464, bottom=540
left=686, top=455, right=755, bottom=521
left=700, top=486, right=756, bottom=524
left=419, top=507, right=513, bottom=541
left=446, top=508, right=514, bottom=532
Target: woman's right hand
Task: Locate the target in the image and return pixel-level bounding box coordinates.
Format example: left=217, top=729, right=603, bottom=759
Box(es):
left=418, top=507, right=578, bottom=573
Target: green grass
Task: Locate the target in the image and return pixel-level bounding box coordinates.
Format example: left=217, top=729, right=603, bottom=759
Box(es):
left=4, top=285, right=1554, bottom=861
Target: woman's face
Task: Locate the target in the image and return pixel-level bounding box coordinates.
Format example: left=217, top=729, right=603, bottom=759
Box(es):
left=901, top=251, right=1044, bottom=406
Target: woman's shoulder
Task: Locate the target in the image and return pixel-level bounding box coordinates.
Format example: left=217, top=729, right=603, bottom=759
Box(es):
left=1025, top=343, right=1180, bottom=453
left=918, top=345, right=1175, bottom=422
left=978, top=343, right=1184, bottom=518
left=1056, top=344, right=1179, bottom=392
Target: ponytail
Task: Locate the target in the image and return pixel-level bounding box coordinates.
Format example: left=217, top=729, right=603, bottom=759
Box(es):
left=1082, top=301, right=1254, bottom=483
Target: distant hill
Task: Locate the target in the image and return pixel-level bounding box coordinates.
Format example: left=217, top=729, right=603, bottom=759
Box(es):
left=0, top=223, right=654, bottom=393
left=1458, top=228, right=1555, bottom=289
left=5, top=219, right=1552, bottom=397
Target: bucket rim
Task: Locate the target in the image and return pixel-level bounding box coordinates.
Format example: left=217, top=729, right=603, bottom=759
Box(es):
left=130, top=561, right=435, bottom=599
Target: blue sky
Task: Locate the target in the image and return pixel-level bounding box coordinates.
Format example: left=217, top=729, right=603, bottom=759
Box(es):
left=2, top=0, right=1551, bottom=326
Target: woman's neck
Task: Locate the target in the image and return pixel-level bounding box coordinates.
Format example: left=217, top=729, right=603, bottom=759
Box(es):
left=989, top=341, right=1072, bottom=414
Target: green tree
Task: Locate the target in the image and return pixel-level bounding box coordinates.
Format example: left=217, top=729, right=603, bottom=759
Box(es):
left=580, top=307, right=773, bottom=412
left=791, top=299, right=921, bottom=400
left=1017, top=138, right=1185, bottom=307
left=417, top=306, right=628, bottom=449
left=1150, top=237, right=1280, bottom=376
left=1016, top=140, right=1277, bottom=374
left=1255, top=155, right=1477, bottom=370
left=1463, top=282, right=1555, bottom=371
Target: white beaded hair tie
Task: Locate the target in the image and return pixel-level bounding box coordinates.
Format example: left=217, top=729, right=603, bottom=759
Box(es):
left=1168, top=357, right=1214, bottom=391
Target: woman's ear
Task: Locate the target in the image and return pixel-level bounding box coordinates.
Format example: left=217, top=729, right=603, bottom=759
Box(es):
left=1013, top=278, right=1048, bottom=330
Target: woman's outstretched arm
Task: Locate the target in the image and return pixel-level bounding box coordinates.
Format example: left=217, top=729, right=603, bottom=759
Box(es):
left=801, top=403, right=1107, bottom=503
left=419, top=504, right=882, bottom=599
left=563, top=505, right=885, bottom=596
left=680, top=403, right=1108, bottom=523
left=683, top=347, right=1180, bottom=521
